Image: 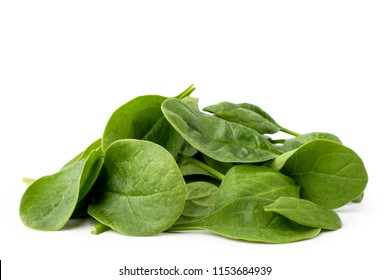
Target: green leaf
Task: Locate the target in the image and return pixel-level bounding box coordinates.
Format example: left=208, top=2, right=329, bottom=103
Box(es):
left=88, top=139, right=187, bottom=236
left=214, top=165, right=300, bottom=209
left=71, top=147, right=105, bottom=218
left=281, top=132, right=342, bottom=152
left=19, top=147, right=103, bottom=230
left=264, top=197, right=342, bottom=230
left=269, top=139, right=368, bottom=209
left=102, top=95, right=167, bottom=151
left=175, top=181, right=219, bottom=224
left=170, top=196, right=321, bottom=243
left=162, top=98, right=282, bottom=163
left=204, top=101, right=280, bottom=134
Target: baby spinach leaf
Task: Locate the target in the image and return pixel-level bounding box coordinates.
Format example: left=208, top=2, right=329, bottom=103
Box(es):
left=19, top=147, right=103, bottom=230
left=281, top=132, right=342, bottom=152
left=175, top=181, right=219, bottom=224
left=214, top=165, right=300, bottom=209
left=71, top=147, right=105, bottom=218
left=264, top=197, right=342, bottom=230
left=203, top=101, right=280, bottom=134
left=88, top=139, right=187, bottom=236
left=269, top=139, right=368, bottom=209
left=162, top=98, right=282, bottom=163
left=102, top=95, right=167, bottom=150
left=171, top=196, right=321, bottom=243
left=102, top=85, right=195, bottom=157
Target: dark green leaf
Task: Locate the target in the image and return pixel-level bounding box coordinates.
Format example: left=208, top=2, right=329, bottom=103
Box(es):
left=162, top=98, right=282, bottom=163
left=19, top=147, right=103, bottom=230
left=214, top=165, right=300, bottom=209
left=264, top=197, right=342, bottom=230
left=204, top=102, right=280, bottom=134
left=102, top=95, right=167, bottom=150
left=170, top=196, right=321, bottom=243
left=88, top=139, right=187, bottom=236
left=269, top=139, right=368, bottom=209
left=175, top=181, right=219, bottom=224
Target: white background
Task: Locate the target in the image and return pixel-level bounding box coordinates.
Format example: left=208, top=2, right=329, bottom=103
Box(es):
left=1, top=1, right=389, bottom=279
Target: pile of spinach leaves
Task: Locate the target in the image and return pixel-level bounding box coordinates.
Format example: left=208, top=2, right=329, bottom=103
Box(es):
left=20, top=85, right=368, bottom=243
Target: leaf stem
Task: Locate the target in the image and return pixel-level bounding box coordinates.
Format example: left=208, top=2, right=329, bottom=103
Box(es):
left=175, top=84, right=196, bottom=100
left=90, top=223, right=111, bottom=235
left=279, top=126, right=300, bottom=137
left=183, top=156, right=225, bottom=181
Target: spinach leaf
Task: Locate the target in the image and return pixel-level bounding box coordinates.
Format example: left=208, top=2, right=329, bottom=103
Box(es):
left=71, top=147, right=104, bottom=218
left=264, top=197, right=342, bottom=230
left=170, top=196, right=321, bottom=243
left=175, top=181, right=219, bottom=224
left=102, top=85, right=195, bottom=157
left=281, top=132, right=342, bottom=152
left=203, top=101, right=280, bottom=134
left=162, top=98, right=282, bottom=163
left=19, top=147, right=103, bottom=230
left=88, top=139, right=186, bottom=236
left=102, top=95, right=167, bottom=151
left=269, top=139, right=368, bottom=209
left=214, top=165, right=299, bottom=209
left=204, top=101, right=300, bottom=136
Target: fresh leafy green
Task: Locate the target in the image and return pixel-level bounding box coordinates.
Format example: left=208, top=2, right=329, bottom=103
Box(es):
left=269, top=139, right=368, bottom=209
left=20, top=146, right=103, bottom=230
left=162, top=98, right=282, bottom=163
left=102, top=85, right=195, bottom=158
left=214, top=165, right=300, bottom=209
left=203, top=101, right=280, bottom=134
left=175, top=181, right=219, bottom=224
left=264, top=197, right=342, bottom=230
left=87, top=139, right=186, bottom=236
left=20, top=84, right=368, bottom=244
left=204, top=101, right=300, bottom=136
left=170, top=196, right=321, bottom=243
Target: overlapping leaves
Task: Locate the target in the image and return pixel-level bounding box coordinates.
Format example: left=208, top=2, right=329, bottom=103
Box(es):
left=20, top=85, right=368, bottom=243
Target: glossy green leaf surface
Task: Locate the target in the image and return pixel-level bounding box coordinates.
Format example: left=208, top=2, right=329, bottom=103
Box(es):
left=204, top=101, right=280, bottom=134
left=171, top=196, right=321, bottom=243
left=264, top=197, right=342, bottom=230
left=162, top=98, right=282, bottom=163
left=214, top=165, right=300, bottom=209
left=269, top=139, right=368, bottom=209
left=88, top=139, right=186, bottom=236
